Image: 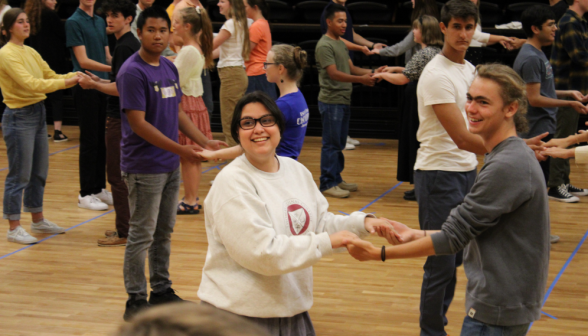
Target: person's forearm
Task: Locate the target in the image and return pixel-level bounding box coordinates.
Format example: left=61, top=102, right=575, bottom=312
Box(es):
left=386, top=236, right=436, bottom=259
left=179, top=109, right=209, bottom=147
left=455, top=133, right=488, bottom=154
left=556, top=90, right=580, bottom=99
left=341, top=38, right=365, bottom=52
left=80, top=59, right=111, bottom=73
left=379, top=73, right=409, bottom=85
left=486, top=34, right=505, bottom=46
left=329, top=70, right=366, bottom=83
left=206, top=146, right=243, bottom=160
left=129, top=118, right=183, bottom=155
left=350, top=66, right=371, bottom=76
left=352, top=31, right=372, bottom=47
left=93, top=82, right=119, bottom=96
left=530, top=94, right=579, bottom=109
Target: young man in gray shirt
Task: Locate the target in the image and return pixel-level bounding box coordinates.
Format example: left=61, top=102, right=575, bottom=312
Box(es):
left=345, top=64, right=550, bottom=336
left=514, top=5, right=588, bottom=203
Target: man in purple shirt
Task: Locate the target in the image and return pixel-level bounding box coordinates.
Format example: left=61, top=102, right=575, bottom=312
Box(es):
left=116, top=6, right=226, bottom=321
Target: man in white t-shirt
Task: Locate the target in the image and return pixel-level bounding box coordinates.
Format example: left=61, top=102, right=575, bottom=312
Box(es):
left=414, top=1, right=487, bottom=335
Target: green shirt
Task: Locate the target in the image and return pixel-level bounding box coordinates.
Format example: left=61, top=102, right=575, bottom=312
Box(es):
left=65, top=8, right=109, bottom=80
left=315, top=35, right=352, bottom=105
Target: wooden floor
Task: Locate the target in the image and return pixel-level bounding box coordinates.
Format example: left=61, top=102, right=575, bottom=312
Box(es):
left=0, top=126, right=587, bottom=336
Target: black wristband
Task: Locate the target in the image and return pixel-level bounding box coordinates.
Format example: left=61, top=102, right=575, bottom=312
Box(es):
left=371, top=42, right=375, bottom=49
left=372, top=68, right=375, bottom=74
left=381, top=246, right=386, bottom=262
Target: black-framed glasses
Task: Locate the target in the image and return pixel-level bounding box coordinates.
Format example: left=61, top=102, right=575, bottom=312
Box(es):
left=239, top=115, right=277, bottom=130
left=263, top=62, right=278, bottom=70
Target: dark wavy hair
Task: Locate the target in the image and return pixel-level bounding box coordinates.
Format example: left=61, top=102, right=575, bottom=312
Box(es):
left=101, top=0, right=137, bottom=24
left=136, top=6, right=170, bottom=31
left=231, top=91, right=285, bottom=145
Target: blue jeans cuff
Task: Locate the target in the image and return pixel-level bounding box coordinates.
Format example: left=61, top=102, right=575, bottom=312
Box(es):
left=3, top=213, right=21, bottom=220
left=23, top=206, right=43, bottom=213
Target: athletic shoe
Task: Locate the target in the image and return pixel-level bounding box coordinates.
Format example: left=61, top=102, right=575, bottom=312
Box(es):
left=567, top=184, right=588, bottom=197
left=53, top=130, right=69, bottom=142
left=7, top=226, right=38, bottom=244
left=93, top=189, right=113, bottom=205
left=78, top=194, right=109, bottom=211
left=404, top=189, right=417, bottom=201
left=347, top=136, right=360, bottom=146
left=98, top=235, right=127, bottom=247
left=210, top=180, right=214, bottom=186
left=47, top=134, right=51, bottom=138
left=344, top=142, right=355, bottom=150
left=548, top=184, right=579, bottom=203
left=550, top=234, right=560, bottom=244
left=322, top=186, right=350, bottom=198
left=338, top=181, right=358, bottom=192
left=149, top=288, right=183, bottom=305
left=123, top=297, right=150, bottom=322
left=31, top=219, right=65, bottom=234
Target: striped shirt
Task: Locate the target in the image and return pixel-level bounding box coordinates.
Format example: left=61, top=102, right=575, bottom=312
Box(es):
left=550, top=9, right=588, bottom=92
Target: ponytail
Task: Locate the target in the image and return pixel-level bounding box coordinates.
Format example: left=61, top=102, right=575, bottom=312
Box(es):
left=179, top=6, right=215, bottom=69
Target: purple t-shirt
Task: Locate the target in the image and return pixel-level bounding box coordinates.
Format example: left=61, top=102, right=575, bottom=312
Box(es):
left=117, top=53, right=183, bottom=174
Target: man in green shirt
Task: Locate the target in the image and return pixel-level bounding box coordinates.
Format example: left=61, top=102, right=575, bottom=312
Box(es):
left=315, top=4, right=381, bottom=198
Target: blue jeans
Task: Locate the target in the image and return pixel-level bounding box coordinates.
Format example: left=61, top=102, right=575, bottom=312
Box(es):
left=2, top=103, right=49, bottom=220
left=415, top=170, right=477, bottom=336
left=318, top=102, right=350, bottom=191
left=246, top=74, right=278, bottom=100
left=460, top=316, right=530, bottom=336
left=122, top=168, right=180, bottom=300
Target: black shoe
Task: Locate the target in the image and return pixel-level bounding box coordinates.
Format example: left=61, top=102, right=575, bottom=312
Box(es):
left=148, top=287, right=183, bottom=305
left=548, top=184, right=579, bottom=203
left=123, top=297, right=150, bottom=321
left=53, top=130, right=69, bottom=142
left=403, top=189, right=416, bottom=201
left=567, top=183, right=588, bottom=196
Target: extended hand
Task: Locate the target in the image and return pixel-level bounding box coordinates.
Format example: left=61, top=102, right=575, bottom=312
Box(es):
left=544, top=137, right=571, bottom=149
left=180, top=144, right=204, bottom=163
left=571, top=101, right=588, bottom=115
left=361, top=46, right=374, bottom=56
left=329, top=230, right=359, bottom=249
left=84, top=70, right=101, bottom=82
left=78, top=73, right=96, bottom=90
left=373, top=43, right=386, bottom=51
left=381, top=218, right=418, bottom=244
left=197, top=149, right=223, bottom=162
left=205, top=140, right=229, bottom=151
left=364, top=217, right=400, bottom=244
left=345, top=238, right=379, bottom=261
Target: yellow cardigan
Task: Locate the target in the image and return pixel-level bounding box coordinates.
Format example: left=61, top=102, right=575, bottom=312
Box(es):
left=0, top=42, right=77, bottom=109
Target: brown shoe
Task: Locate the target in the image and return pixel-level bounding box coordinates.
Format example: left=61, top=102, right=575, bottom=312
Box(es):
left=98, top=236, right=127, bottom=247
left=105, top=230, right=117, bottom=237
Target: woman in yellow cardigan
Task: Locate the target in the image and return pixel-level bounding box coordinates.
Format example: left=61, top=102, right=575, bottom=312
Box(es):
left=0, top=8, right=80, bottom=244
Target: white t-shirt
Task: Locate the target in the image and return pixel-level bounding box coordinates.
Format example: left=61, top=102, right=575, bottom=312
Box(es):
left=217, top=18, right=252, bottom=68
left=470, top=24, right=490, bottom=48
left=175, top=45, right=204, bottom=98
left=198, top=155, right=371, bottom=318
left=415, top=54, right=478, bottom=172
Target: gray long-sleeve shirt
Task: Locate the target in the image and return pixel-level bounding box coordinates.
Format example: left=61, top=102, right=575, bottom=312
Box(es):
left=378, top=31, right=420, bottom=63
left=431, top=137, right=550, bottom=326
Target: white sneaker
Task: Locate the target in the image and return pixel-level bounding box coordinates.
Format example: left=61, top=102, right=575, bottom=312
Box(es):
left=347, top=136, right=360, bottom=146
left=7, top=226, right=38, bottom=244
left=210, top=180, right=214, bottom=186
left=93, top=189, right=113, bottom=205
left=78, top=194, right=109, bottom=211
left=344, top=142, right=355, bottom=150
left=31, top=218, right=66, bottom=234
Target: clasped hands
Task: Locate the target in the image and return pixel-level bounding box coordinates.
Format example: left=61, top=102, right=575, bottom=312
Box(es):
left=330, top=217, right=417, bottom=261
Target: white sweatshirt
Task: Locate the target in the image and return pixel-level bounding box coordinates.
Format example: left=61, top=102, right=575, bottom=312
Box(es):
left=198, top=155, right=371, bottom=318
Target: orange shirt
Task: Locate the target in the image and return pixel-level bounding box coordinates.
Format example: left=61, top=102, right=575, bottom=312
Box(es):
left=245, top=19, right=272, bottom=76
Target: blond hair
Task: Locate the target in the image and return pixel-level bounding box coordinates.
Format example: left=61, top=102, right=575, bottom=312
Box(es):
left=475, top=64, right=529, bottom=134
left=412, top=15, right=443, bottom=47
left=270, top=44, right=307, bottom=82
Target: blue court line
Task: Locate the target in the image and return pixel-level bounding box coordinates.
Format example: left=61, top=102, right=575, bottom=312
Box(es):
left=0, top=162, right=228, bottom=261
left=358, top=182, right=403, bottom=212
left=338, top=211, right=349, bottom=216
left=0, top=209, right=115, bottom=261
left=0, top=144, right=80, bottom=172
left=528, top=229, right=588, bottom=330
left=541, top=311, right=558, bottom=320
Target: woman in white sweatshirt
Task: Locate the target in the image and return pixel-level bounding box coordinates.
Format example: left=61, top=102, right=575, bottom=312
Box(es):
left=198, top=91, right=392, bottom=335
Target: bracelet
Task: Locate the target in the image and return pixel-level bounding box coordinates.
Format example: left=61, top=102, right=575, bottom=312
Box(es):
left=381, top=246, right=386, bottom=262
left=371, top=68, right=375, bottom=74
left=371, top=42, right=375, bottom=49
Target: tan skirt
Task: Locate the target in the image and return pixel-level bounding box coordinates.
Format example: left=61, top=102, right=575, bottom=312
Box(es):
left=179, top=95, right=213, bottom=146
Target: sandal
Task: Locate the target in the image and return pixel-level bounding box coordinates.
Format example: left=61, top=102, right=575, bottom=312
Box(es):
left=177, top=201, right=200, bottom=215
left=180, top=197, right=202, bottom=210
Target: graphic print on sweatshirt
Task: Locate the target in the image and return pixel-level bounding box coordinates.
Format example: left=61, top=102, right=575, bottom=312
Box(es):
left=283, top=199, right=311, bottom=235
